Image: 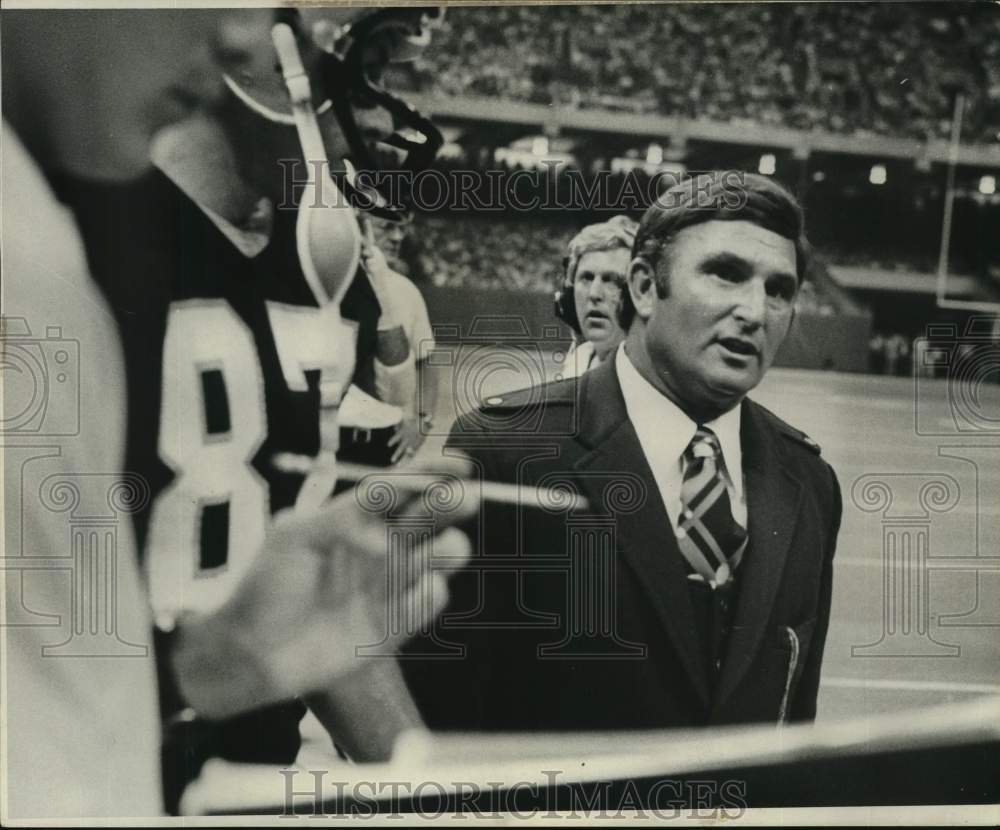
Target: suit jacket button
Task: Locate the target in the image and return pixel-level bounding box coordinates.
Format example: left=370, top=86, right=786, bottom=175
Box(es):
left=714, top=658, right=722, bottom=671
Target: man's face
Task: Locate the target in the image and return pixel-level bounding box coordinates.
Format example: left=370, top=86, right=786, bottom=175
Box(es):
left=573, top=248, right=629, bottom=359
left=370, top=216, right=408, bottom=260
left=640, top=219, right=798, bottom=415
left=46, top=10, right=269, bottom=181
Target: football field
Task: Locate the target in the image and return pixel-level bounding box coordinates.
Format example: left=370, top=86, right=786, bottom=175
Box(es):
left=420, top=348, right=1000, bottom=723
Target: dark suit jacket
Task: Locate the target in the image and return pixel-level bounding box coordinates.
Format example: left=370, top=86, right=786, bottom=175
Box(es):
left=404, top=357, right=841, bottom=731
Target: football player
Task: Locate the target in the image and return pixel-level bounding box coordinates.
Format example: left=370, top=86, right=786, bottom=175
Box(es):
left=58, top=6, right=454, bottom=811
left=4, top=8, right=475, bottom=819
left=366, top=213, right=440, bottom=462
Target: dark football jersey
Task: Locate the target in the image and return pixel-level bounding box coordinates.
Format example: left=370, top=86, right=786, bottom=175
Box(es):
left=61, top=168, right=384, bottom=812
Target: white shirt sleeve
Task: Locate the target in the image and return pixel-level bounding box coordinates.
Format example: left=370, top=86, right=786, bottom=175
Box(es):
left=409, top=285, right=436, bottom=363
left=3, top=125, right=163, bottom=819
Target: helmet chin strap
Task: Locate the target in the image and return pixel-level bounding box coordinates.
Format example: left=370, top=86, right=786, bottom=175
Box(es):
left=273, top=22, right=363, bottom=510
left=272, top=22, right=359, bottom=307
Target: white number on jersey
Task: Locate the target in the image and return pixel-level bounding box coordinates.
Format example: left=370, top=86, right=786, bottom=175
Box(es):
left=146, top=299, right=359, bottom=620
left=147, top=301, right=268, bottom=620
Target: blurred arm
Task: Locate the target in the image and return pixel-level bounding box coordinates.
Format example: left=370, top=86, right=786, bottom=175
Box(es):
left=303, top=661, right=425, bottom=762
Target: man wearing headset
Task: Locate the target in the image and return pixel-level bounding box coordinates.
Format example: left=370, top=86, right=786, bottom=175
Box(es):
left=555, top=215, right=638, bottom=378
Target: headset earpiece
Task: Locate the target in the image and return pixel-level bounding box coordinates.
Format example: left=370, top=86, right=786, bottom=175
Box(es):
left=554, top=285, right=581, bottom=335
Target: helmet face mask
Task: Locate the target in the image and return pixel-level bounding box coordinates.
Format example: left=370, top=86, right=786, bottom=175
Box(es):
left=293, top=6, right=445, bottom=220
left=223, top=7, right=444, bottom=220
left=318, top=7, right=444, bottom=220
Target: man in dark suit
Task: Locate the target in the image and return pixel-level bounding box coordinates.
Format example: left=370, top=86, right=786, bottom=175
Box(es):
left=405, top=171, right=841, bottom=731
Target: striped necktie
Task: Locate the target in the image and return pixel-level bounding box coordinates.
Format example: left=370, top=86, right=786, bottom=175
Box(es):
left=676, top=426, right=747, bottom=588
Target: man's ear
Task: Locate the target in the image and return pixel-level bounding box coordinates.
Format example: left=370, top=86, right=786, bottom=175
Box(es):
left=627, top=257, right=657, bottom=322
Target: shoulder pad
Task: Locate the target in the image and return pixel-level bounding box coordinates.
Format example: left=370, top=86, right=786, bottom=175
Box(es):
left=479, top=377, right=577, bottom=410
left=753, top=402, right=822, bottom=455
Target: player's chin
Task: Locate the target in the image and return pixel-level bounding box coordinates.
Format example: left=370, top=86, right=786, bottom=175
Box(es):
left=85, top=131, right=157, bottom=182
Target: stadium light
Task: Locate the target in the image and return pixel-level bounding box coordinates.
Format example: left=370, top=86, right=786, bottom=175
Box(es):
left=646, top=143, right=663, bottom=166
left=869, top=164, right=887, bottom=185
left=758, top=153, right=776, bottom=176
left=531, top=136, right=549, bottom=157
left=979, top=175, right=997, bottom=196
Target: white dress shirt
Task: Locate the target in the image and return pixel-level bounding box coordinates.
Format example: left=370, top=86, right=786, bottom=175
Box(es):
left=615, top=344, right=747, bottom=532
left=561, top=339, right=598, bottom=379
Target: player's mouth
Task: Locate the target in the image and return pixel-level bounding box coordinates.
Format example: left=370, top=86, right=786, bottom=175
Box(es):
left=585, top=310, right=611, bottom=327
left=154, top=87, right=199, bottom=126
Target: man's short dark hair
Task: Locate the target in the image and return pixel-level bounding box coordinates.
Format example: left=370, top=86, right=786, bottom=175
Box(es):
left=619, top=171, right=811, bottom=330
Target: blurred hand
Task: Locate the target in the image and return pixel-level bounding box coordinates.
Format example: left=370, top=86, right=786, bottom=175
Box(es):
left=361, top=241, right=406, bottom=333
left=362, top=242, right=392, bottom=294
left=173, top=460, right=474, bottom=718
left=388, top=415, right=426, bottom=464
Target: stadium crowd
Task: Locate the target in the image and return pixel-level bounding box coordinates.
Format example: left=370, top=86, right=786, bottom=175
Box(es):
left=869, top=331, right=914, bottom=376
left=400, top=3, right=1000, bottom=143
left=408, top=213, right=839, bottom=317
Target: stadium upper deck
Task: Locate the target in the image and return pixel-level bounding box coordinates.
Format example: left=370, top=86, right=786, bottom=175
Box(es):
left=395, top=3, right=1000, bottom=145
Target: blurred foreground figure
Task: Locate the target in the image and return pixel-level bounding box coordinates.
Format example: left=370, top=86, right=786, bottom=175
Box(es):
left=1, top=8, right=467, bottom=819
left=1, top=10, right=251, bottom=817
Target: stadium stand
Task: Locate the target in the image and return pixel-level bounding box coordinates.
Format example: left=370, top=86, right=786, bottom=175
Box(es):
left=410, top=212, right=843, bottom=317
left=382, top=3, right=997, bottom=374
left=411, top=214, right=570, bottom=292
left=399, top=3, right=1000, bottom=143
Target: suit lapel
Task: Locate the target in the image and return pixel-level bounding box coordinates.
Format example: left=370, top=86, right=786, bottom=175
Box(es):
left=572, top=361, right=711, bottom=707
left=714, top=400, right=804, bottom=708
